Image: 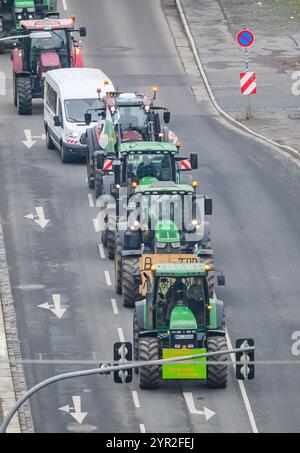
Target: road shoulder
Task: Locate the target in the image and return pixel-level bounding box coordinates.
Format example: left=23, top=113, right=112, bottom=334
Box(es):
left=0, top=217, right=33, bottom=433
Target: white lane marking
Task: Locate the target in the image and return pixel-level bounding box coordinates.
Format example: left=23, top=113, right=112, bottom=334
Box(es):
left=132, top=391, right=141, bottom=409
left=183, top=393, right=215, bottom=421
left=25, top=207, right=50, bottom=229
left=226, top=330, right=259, bottom=433
left=140, top=424, right=146, bottom=433
left=104, top=271, right=112, bottom=286
left=111, top=298, right=119, bottom=315
left=88, top=193, right=95, bottom=208
left=98, top=243, right=105, bottom=259
left=118, top=327, right=125, bottom=343
left=62, top=0, right=68, bottom=11
left=93, top=218, right=100, bottom=232
left=59, top=396, right=88, bottom=424
left=38, top=294, right=67, bottom=319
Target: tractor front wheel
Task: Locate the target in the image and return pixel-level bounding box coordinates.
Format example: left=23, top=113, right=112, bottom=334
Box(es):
left=107, top=230, right=115, bottom=260
left=139, top=338, right=160, bottom=389
left=17, top=78, right=32, bottom=115
left=207, top=336, right=228, bottom=388
left=122, top=257, right=140, bottom=307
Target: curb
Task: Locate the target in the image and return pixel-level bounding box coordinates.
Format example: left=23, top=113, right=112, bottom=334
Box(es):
left=0, top=217, right=33, bottom=433
left=175, top=0, right=300, bottom=160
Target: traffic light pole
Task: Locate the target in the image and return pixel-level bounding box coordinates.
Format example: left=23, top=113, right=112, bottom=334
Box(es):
left=0, top=345, right=255, bottom=433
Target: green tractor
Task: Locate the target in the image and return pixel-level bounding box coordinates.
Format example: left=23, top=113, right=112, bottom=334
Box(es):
left=113, top=180, right=214, bottom=307
left=0, top=0, right=57, bottom=52
left=133, top=262, right=228, bottom=389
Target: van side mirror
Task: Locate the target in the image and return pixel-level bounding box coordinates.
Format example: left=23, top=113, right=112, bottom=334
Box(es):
left=217, top=275, right=225, bottom=286
left=205, top=198, right=213, bottom=216
left=85, top=113, right=92, bottom=126
left=190, top=153, right=198, bottom=170
left=54, top=115, right=61, bottom=127
left=79, top=27, right=87, bottom=38
left=163, top=111, right=171, bottom=124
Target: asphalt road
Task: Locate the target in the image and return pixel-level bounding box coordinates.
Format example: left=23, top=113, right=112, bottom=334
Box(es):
left=0, top=0, right=300, bottom=433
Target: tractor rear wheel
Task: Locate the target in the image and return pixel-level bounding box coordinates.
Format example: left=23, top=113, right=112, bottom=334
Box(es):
left=122, top=257, right=140, bottom=308
left=133, top=310, right=139, bottom=374
left=115, top=240, right=122, bottom=294
left=107, top=230, right=115, bottom=260
left=139, top=338, right=160, bottom=389
left=207, top=336, right=228, bottom=388
left=17, top=78, right=32, bottom=115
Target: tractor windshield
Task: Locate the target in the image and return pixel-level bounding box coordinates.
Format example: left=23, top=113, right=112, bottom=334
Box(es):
left=156, top=276, right=207, bottom=329
left=65, top=99, right=101, bottom=123
left=126, top=153, right=173, bottom=183
left=117, top=105, right=148, bottom=135
left=30, top=29, right=70, bottom=69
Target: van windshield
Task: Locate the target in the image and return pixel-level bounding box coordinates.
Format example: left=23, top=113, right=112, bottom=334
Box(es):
left=64, top=99, right=101, bottom=123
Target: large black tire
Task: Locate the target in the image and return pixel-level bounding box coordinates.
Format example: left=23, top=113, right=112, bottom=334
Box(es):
left=122, top=257, right=140, bottom=308
left=17, top=77, right=32, bottom=115
left=101, top=228, right=107, bottom=248
left=95, top=175, right=103, bottom=199
left=107, top=230, right=115, bottom=260
left=139, top=338, right=160, bottom=389
left=206, top=336, right=228, bottom=388
left=115, top=240, right=122, bottom=294
left=133, top=310, right=139, bottom=374
left=13, top=75, right=17, bottom=106
left=46, top=128, right=55, bottom=150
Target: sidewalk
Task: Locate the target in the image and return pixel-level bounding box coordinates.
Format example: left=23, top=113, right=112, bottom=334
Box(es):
left=179, top=0, right=300, bottom=152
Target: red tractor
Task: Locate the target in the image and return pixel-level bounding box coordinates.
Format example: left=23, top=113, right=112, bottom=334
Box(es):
left=11, top=17, right=86, bottom=115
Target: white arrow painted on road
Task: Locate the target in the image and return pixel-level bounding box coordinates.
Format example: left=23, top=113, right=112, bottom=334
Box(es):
left=59, top=396, right=88, bottom=424
left=38, top=294, right=67, bottom=319
left=23, top=129, right=46, bottom=149
left=183, top=392, right=216, bottom=421
left=25, top=207, right=50, bottom=229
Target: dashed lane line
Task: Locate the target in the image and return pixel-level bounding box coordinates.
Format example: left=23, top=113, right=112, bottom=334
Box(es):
left=111, top=298, right=119, bottom=315
left=93, top=218, right=100, bottom=233
left=88, top=193, right=95, bottom=208
left=117, top=327, right=125, bottom=343
left=98, top=244, right=105, bottom=259
left=104, top=271, right=112, bottom=286
left=61, top=0, right=68, bottom=11
left=132, top=391, right=141, bottom=409
left=140, top=424, right=146, bottom=433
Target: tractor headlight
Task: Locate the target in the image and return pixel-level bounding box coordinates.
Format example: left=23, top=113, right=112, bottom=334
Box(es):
left=66, top=130, right=79, bottom=139
left=171, top=242, right=180, bottom=249
left=129, top=220, right=140, bottom=231
left=17, top=15, right=22, bottom=20
left=28, top=15, right=33, bottom=19
left=156, top=242, right=167, bottom=249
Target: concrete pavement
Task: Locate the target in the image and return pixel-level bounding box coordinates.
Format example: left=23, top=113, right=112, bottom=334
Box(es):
left=179, top=0, right=300, bottom=151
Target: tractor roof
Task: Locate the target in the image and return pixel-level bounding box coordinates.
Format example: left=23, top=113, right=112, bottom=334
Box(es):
left=154, top=263, right=208, bottom=277
left=21, top=18, right=74, bottom=30
left=120, top=141, right=179, bottom=154
left=134, top=181, right=194, bottom=195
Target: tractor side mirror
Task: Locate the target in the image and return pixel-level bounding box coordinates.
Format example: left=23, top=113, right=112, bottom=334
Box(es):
left=163, top=111, right=171, bottom=124
left=204, top=198, right=213, bottom=216
left=79, top=27, right=87, bottom=38
left=217, top=275, right=225, bottom=286
left=190, top=153, right=198, bottom=170
left=54, top=115, right=61, bottom=127
left=96, top=154, right=105, bottom=170
left=85, top=113, right=92, bottom=126
left=80, top=133, right=87, bottom=145
left=134, top=275, right=142, bottom=287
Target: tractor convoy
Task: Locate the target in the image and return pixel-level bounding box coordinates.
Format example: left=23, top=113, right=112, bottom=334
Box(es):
left=0, top=10, right=253, bottom=393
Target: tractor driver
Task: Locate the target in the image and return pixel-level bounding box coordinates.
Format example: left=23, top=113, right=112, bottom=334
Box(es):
left=136, top=162, right=158, bottom=181
left=121, top=107, right=139, bottom=130
left=187, top=277, right=206, bottom=325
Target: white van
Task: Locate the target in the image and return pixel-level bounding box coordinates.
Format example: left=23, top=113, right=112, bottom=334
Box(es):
left=44, top=68, right=115, bottom=163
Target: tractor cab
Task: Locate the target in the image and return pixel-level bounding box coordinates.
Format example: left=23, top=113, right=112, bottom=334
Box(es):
left=12, top=17, right=86, bottom=114
left=134, top=263, right=228, bottom=389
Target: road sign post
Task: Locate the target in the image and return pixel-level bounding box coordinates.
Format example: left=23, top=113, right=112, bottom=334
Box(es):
left=236, top=29, right=256, bottom=120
